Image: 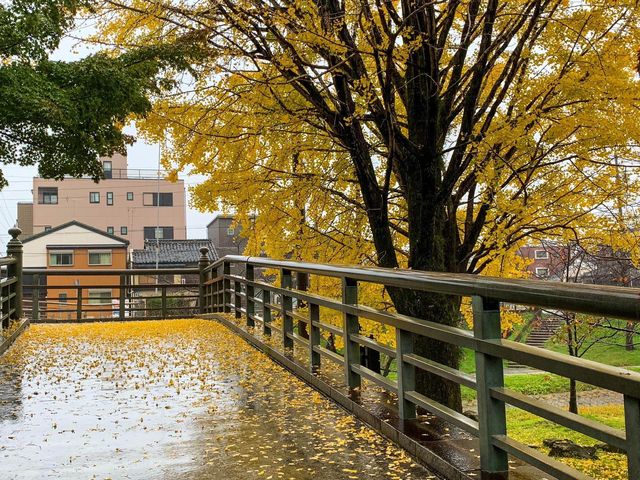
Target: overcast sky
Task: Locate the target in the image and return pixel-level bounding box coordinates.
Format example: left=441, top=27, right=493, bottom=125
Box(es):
left=0, top=22, right=218, bottom=253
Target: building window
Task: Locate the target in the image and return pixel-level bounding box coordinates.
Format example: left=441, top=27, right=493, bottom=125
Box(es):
left=103, top=161, right=112, bottom=179
left=226, top=227, right=234, bottom=236
left=120, top=226, right=128, bottom=235
left=90, top=192, right=100, bottom=204
left=534, top=250, right=549, bottom=260
left=106, top=192, right=114, bottom=206
left=535, top=267, right=549, bottom=277
left=38, top=187, right=58, bottom=204
left=88, top=289, right=112, bottom=305
left=44, top=225, right=52, bottom=231
left=88, top=250, right=112, bottom=266
left=143, top=192, right=173, bottom=206
left=59, top=293, right=67, bottom=305
left=143, top=226, right=174, bottom=240
left=127, top=192, right=134, bottom=201
left=107, top=226, right=114, bottom=235
left=49, top=251, right=73, bottom=266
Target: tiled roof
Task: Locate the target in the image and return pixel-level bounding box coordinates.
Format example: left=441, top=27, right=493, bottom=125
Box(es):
left=132, top=239, right=218, bottom=266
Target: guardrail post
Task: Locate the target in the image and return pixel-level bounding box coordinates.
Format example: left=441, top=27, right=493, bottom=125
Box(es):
left=624, top=395, right=640, bottom=479
left=263, top=288, right=272, bottom=336
left=161, top=286, right=167, bottom=318
left=342, top=277, right=361, bottom=391
left=223, top=261, right=231, bottom=313
left=473, top=296, right=508, bottom=478
left=119, top=274, right=126, bottom=320
left=396, top=328, right=416, bottom=419
left=309, top=302, right=321, bottom=372
left=76, top=287, right=83, bottom=321
left=246, top=264, right=255, bottom=327
left=234, top=280, right=242, bottom=318
left=281, top=269, right=293, bottom=350
left=296, top=271, right=309, bottom=339
left=198, top=247, right=210, bottom=314
left=7, top=227, right=23, bottom=320
left=32, top=274, right=40, bottom=321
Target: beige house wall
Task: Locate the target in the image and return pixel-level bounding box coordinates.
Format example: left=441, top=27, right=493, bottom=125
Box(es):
left=31, top=157, right=186, bottom=250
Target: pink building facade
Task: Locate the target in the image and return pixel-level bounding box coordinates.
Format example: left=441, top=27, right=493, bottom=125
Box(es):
left=22, top=153, right=186, bottom=250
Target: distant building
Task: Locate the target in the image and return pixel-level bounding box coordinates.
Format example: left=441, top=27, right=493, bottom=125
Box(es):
left=517, top=244, right=580, bottom=281
left=207, top=215, right=248, bottom=257
left=22, top=221, right=129, bottom=320
left=132, top=239, right=218, bottom=284
left=17, top=152, right=186, bottom=250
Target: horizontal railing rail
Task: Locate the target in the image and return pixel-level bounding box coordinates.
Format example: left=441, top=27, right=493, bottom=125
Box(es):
left=24, top=266, right=200, bottom=322
left=199, top=254, right=640, bottom=480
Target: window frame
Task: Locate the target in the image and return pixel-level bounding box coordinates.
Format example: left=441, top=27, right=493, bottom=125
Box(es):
left=103, top=160, right=113, bottom=179
left=49, top=251, right=73, bottom=266
left=143, top=226, right=174, bottom=240
left=534, top=250, right=549, bottom=260
left=87, top=288, right=113, bottom=305
left=88, top=249, right=113, bottom=266
left=89, top=192, right=100, bottom=204
left=143, top=192, right=173, bottom=206
left=38, top=187, right=58, bottom=205
left=127, top=192, right=134, bottom=201
left=226, top=227, right=234, bottom=236
left=120, top=226, right=128, bottom=235
left=535, top=267, right=549, bottom=277
left=106, top=226, right=114, bottom=235
left=106, top=192, right=114, bottom=206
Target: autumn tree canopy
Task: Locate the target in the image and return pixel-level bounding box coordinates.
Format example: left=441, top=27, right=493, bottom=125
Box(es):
left=97, top=0, right=640, bottom=409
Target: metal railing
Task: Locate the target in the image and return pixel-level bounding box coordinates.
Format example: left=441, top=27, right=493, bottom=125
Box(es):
left=24, top=267, right=200, bottom=322
left=200, top=254, right=640, bottom=480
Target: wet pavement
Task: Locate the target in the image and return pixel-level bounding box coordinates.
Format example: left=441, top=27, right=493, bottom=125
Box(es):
left=0, top=320, right=437, bottom=480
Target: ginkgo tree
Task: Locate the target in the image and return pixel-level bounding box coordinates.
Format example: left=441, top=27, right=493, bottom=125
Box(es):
left=96, top=0, right=640, bottom=410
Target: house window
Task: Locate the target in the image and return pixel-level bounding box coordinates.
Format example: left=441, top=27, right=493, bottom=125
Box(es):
left=107, top=226, right=114, bottom=235
left=143, top=192, right=173, bottom=206
left=103, top=161, right=112, bottom=179
left=120, top=226, right=128, bottom=235
left=535, top=267, right=549, bottom=277
left=88, top=289, right=112, bottom=305
left=90, top=192, right=100, bottom=203
left=38, top=187, right=58, bottom=204
left=127, top=192, right=134, bottom=201
left=49, top=251, right=73, bottom=266
left=143, top=226, right=174, bottom=240
left=59, top=293, right=67, bottom=305
left=88, top=250, right=112, bottom=266
left=106, top=192, right=114, bottom=206
left=227, top=227, right=234, bottom=236
left=44, top=225, right=52, bottom=231
left=534, top=250, right=549, bottom=259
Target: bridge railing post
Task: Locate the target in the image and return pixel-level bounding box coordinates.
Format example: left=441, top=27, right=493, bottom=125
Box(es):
left=342, top=277, right=361, bottom=391
left=76, top=287, right=83, bottom=321
left=395, top=328, right=416, bottom=420
left=473, top=296, right=508, bottom=478
left=625, top=395, right=640, bottom=479
left=281, top=269, right=293, bottom=350
left=31, top=274, right=40, bottom=322
left=262, top=287, right=272, bottom=336
left=223, top=261, right=231, bottom=313
left=309, top=302, right=321, bottom=372
left=246, top=264, right=255, bottom=327
left=234, top=279, right=242, bottom=319
left=6, top=227, right=23, bottom=320
left=198, top=247, right=210, bottom=314
left=119, top=274, right=126, bottom=320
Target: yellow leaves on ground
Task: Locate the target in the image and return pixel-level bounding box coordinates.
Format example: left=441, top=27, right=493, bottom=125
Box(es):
left=0, top=320, right=434, bottom=479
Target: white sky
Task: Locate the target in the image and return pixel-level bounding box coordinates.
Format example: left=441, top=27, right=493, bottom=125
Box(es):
left=0, top=22, right=218, bottom=253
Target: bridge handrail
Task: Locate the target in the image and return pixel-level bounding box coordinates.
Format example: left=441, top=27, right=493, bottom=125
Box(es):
left=198, top=254, right=640, bottom=480
left=204, top=255, right=640, bottom=321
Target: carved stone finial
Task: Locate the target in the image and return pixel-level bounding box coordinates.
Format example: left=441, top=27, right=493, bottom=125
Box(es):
left=8, top=226, right=22, bottom=240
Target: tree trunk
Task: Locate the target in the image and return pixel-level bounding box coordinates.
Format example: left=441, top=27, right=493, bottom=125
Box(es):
left=389, top=287, right=463, bottom=412
left=569, top=378, right=578, bottom=415
left=626, top=321, right=634, bottom=351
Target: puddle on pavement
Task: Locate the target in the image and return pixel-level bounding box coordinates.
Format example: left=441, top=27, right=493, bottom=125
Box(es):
left=0, top=320, right=435, bottom=479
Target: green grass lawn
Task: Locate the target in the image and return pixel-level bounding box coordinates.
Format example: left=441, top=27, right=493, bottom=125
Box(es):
left=546, top=340, right=640, bottom=367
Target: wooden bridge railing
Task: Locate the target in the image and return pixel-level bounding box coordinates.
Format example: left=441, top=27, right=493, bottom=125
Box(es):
left=199, top=253, right=640, bottom=480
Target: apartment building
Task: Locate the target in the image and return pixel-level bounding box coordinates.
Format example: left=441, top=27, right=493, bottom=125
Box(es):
left=18, top=153, right=186, bottom=250
left=22, top=221, right=129, bottom=320
left=207, top=215, right=248, bottom=257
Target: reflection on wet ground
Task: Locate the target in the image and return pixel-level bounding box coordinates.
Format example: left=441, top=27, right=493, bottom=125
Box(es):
left=0, top=320, right=436, bottom=479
